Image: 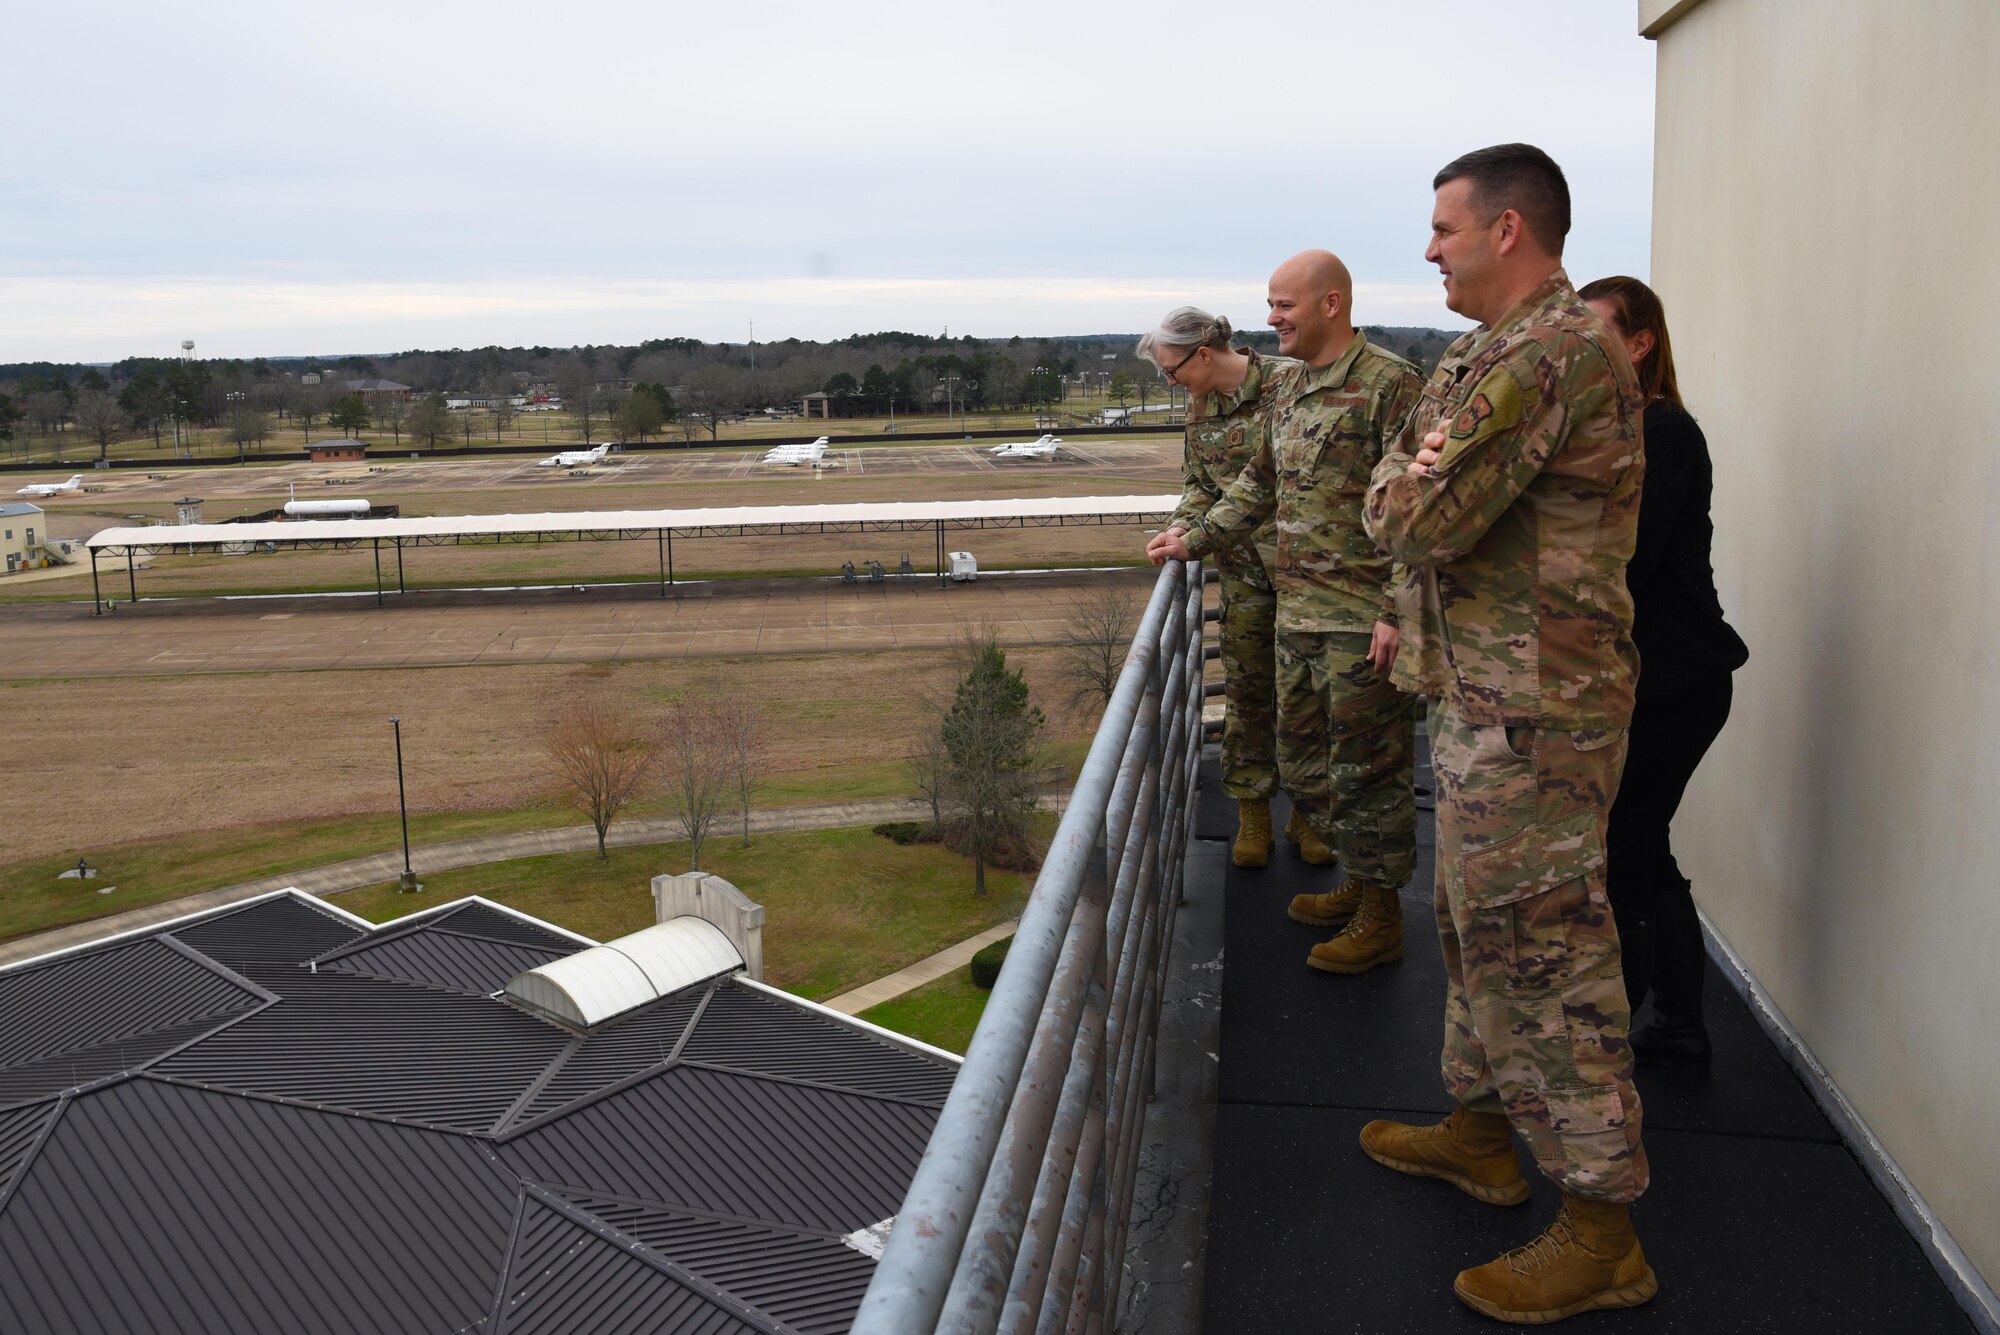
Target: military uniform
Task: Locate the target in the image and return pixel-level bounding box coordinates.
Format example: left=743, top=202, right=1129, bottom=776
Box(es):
left=1174, top=349, right=1284, bottom=802
left=1363, top=269, right=1648, bottom=1202
left=1183, top=333, right=1424, bottom=889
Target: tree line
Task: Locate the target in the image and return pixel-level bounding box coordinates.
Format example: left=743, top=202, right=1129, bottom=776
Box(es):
left=0, top=323, right=1456, bottom=457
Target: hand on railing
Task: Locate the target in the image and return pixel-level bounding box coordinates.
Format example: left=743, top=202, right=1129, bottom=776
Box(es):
left=1145, top=526, right=1191, bottom=566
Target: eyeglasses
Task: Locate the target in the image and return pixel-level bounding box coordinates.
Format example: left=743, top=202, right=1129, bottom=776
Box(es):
left=1162, top=346, right=1202, bottom=383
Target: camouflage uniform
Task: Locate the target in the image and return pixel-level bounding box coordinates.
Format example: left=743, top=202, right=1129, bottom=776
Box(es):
left=1363, top=269, right=1648, bottom=1202
left=1183, top=334, right=1425, bottom=885
left=1173, top=350, right=1283, bottom=801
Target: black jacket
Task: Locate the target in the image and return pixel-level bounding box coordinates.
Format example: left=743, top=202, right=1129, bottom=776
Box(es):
left=1630, top=401, right=1749, bottom=701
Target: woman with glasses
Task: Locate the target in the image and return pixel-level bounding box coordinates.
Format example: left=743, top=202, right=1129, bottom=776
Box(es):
left=1581, top=275, right=1749, bottom=1065
left=1137, top=308, right=1305, bottom=870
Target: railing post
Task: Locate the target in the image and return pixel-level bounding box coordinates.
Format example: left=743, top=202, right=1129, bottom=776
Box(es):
left=856, top=561, right=1209, bottom=1334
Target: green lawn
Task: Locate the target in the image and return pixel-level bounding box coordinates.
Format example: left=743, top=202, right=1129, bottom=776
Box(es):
left=339, top=824, right=1028, bottom=1001
left=0, top=805, right=573, bottom=945
left=858, top=969, right=994, bottom=1055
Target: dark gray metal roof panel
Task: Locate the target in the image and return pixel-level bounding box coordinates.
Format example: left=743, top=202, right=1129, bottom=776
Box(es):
left=0, top=935, right=264, bottom=1069
left=0, top=1098, right=61, bottom=1208
left=499, top=1064, right=938, bottom=1233
left=0, top=1010, right=267, bottom=1109
left=171, top=894, right=366, bottom=980
left=430, top=901, right=584, bottom=952
left=681, top=981, right=957, bottom=1106
left=152, top=969, right=570, bottom=1132
left=496, top=1197, right=766, bottom=1335
left=0, top=1076, right=519, bottom=1335
left=559, top=1192, right=878, bottom=1335
left=506, top=986, right=709, bottom=1130
left=321, top=928, right=565, bottom=996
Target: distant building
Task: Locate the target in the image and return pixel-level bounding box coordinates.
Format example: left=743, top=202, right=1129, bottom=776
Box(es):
left=305, top=439, right=368, bottom=463
left=801, top=391, right=832, bottom=419
left=0, top=501, right=42, bottom=573
left=343, top=378, right=412, bottom=402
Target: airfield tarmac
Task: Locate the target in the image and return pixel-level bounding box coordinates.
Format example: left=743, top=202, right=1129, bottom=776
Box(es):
left=0, top=568, right=1160, bottom=679
left=31, top=436, right=1182, bottom=520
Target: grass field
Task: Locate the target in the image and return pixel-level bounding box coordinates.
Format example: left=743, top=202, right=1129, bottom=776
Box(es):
left=338, top=824, right=1029, bottom=1001
left=857, top=969, right=993, bottom=1055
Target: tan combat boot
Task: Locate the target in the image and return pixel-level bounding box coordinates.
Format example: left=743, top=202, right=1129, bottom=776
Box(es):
left=1358, top=1105, right=1531, bottom=1206
left=1232, top=799, right=1273, bottom=868
left=1307, top=880, right=1403, bottom=974
left=1287, top=876, right=1363, bottom=929
left=1453, top=1195, right=1658, bottom=1323
left=1283, top=809, right=1336, bottom=865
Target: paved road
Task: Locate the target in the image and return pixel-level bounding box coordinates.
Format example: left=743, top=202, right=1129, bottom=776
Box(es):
left=0, top=567, right=1156, bottom=679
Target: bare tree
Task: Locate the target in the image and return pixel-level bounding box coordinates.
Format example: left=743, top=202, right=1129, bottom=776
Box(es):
left=407, top=394, right=452, bottom=451
left=908, top=719, right=951, bottom=829
left=544, top=697, right=657, bottom=859
left=227, top=405, right=272, bottom=463
left=486, top=373, right=517, bottom=440
left=1053, top=582, right=1140, bottom=719
left=376, top=392, right=406, bottom=449
left=660, top=699, right=737, bottom=871
left=723, top=701, right=767, bottom=847
left=73, top=390, right=126, bottom=461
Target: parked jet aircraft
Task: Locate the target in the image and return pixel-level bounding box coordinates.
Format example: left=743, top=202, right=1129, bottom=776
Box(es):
left=15, top=474, right=83, bottom=497
left=989, top=435, right=1064, bottom=459
left=762, top=437, right=830, bottom=466
left=537, top=444, right=612, bottom=468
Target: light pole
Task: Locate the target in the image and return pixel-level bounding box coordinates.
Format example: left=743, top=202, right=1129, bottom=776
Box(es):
left=390, top=716, right=419, bottom=892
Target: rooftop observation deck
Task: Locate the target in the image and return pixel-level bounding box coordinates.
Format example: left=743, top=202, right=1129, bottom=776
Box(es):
left=1164, top=745, right=1976, bottom=1333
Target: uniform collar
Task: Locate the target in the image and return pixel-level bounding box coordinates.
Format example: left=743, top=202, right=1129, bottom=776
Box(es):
left=1207, top=346, right=1269, bottom=415
left=1293, top=329, right=1370, bottom=392
left=1466, top=268, right=1574, bottom=358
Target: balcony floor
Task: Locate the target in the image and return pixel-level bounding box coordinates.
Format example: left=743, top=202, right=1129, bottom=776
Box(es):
left=1192, top=752, right=1973, bottom=1333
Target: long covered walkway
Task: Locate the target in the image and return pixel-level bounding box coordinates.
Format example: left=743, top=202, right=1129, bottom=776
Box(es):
left=1191, top=751, right=1973, bottom=1332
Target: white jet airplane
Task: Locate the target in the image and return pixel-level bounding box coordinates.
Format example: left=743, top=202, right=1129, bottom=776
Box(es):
left=537, top=444, right=611, bottom=468
left=762, top=437, right=830, bottom=466
left=16, top=474, right=83, bottom=497
left=989, top=435, right=1064, bottom=459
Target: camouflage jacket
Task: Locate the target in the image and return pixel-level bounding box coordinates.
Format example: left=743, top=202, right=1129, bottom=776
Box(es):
left=1363, top=269, right=1644, bottom=728
left=1169, top=348, right=1283, bottom=585
left=1184, top=333, right=1423, bottom=634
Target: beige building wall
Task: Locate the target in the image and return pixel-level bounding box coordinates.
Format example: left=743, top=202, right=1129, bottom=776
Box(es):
left=1643, top=0, right=2000, bottom=1295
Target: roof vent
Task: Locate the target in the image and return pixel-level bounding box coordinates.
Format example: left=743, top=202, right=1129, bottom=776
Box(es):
left=505, top=916, right=743, bottom=1029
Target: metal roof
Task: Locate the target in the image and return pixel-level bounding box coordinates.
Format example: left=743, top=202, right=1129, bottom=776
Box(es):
left=0, top=892, right=956, bottom=1331
left=0, top=501, right=43, bottom=517
left=85, top=493, right=1181, bottom=552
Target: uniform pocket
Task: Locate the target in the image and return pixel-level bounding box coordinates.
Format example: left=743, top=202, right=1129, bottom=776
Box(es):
left=1459, top=807, right=1609, bottom=997
left=1460, top=807, right=1604, bottom=910
left=1543, top=1085, right=1640, bottom=1197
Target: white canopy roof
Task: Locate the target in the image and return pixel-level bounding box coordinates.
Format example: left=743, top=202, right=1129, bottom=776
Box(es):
left=505, top=916, right=744, bottom=1028
left=86, top=494, right=1180, bottom=552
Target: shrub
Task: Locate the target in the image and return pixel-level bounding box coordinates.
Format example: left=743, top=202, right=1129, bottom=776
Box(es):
left=969, top=936, right=1013, bottom=990
left=873, top=821, right=936, bottom=846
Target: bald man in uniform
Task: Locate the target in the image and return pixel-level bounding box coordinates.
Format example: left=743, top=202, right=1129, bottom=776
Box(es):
left=1152, top=250, right=1424, bottom=973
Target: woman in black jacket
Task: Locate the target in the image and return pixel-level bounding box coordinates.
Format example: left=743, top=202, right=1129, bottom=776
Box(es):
left=1582, top=276, right=1750, bottom=1065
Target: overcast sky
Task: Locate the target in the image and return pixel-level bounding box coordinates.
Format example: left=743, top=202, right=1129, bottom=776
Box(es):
left=4, top=2, right=1654, bottom=363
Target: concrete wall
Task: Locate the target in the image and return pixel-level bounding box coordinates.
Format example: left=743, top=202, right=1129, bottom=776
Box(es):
left=1646, top=0, right=2000, bottom=1292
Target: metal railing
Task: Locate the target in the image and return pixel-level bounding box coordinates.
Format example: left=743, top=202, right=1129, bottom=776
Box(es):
left=855, top=558, right=1208, bottom=1335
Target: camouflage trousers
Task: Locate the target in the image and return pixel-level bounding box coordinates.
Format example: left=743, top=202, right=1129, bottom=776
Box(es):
left=1214, top=553, right=1279, bottom=800
left=1428, top=702, right=1648, bottom=1203
left=1274, top=630, right=1417, bottom=886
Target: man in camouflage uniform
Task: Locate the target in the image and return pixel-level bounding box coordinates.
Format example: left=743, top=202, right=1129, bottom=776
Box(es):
left=1359, top=144, right=1656, bottom=1324
left=1168, top=347, right=1286, bottom=868
left=1149, top=251, right=1423, bottom=974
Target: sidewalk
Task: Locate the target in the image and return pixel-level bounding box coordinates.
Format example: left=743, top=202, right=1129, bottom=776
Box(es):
left=822, top=920, right=1018, bottom=1014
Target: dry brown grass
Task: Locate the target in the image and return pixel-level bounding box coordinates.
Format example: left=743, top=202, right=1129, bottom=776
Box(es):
left=1, top=646, right=1099, bottom=865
